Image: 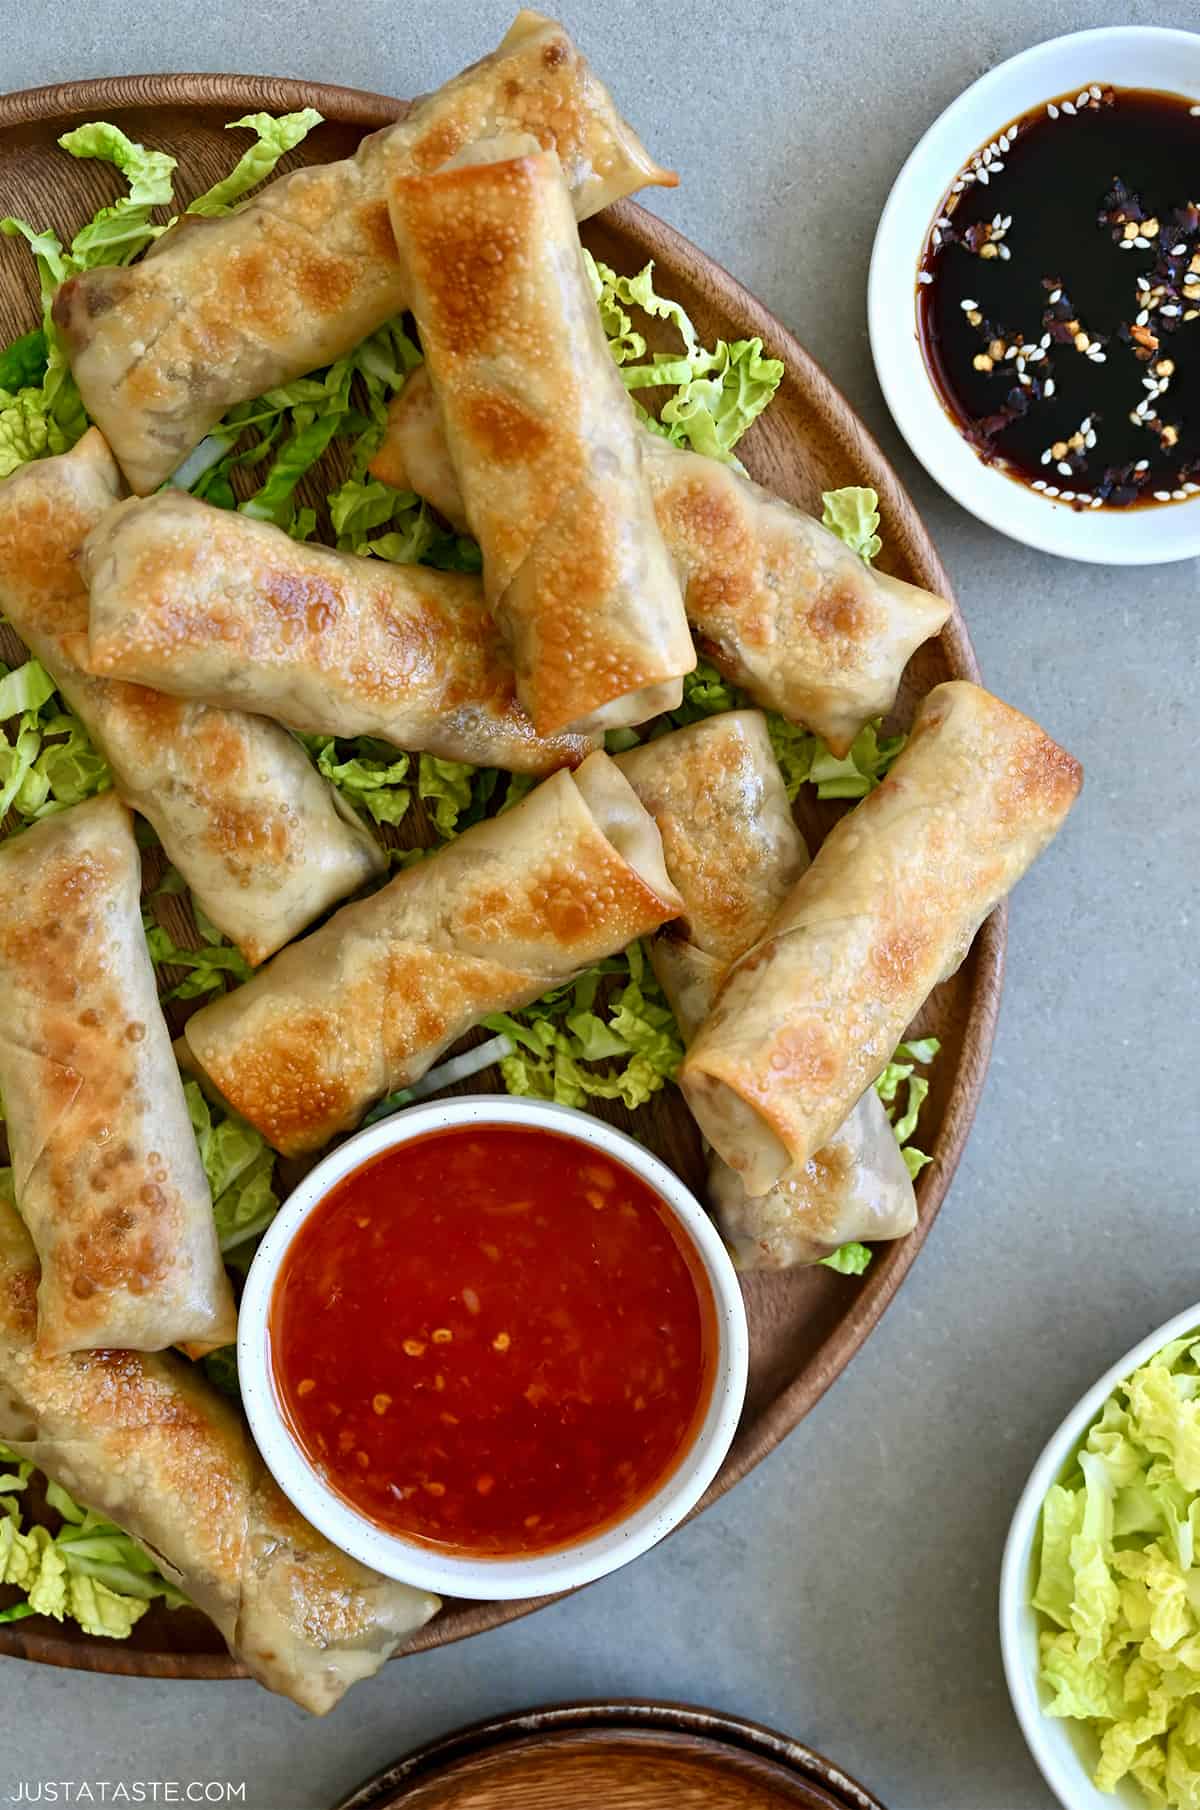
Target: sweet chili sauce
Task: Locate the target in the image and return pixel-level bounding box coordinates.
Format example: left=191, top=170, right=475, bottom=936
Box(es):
left=270, top=1125, right=718, bottom=1558
left=918, top=86, right=1200, bottom=508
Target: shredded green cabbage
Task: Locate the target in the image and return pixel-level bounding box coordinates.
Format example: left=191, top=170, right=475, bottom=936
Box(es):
left=0, top=1444, right=186, bottom=1636
left=483, top=944, right=683, bottom=1112
left=584, top=252, right=784, bottom=462
left=0, top=657, right=111, bottom=824
left=1034, top=1336, right=1200, bottom=1805
left=821, top=485, right=883, bottom=563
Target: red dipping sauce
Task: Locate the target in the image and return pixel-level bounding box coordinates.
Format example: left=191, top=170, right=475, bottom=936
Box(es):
left=270, top=1125, right=718, bottom=1558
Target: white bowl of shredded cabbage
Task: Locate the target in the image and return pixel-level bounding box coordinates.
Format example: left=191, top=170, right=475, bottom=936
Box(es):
left=1001, top=1305, right=1200, bottom=1810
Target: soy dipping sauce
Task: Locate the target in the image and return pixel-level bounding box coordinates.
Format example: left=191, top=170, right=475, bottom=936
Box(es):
left=918, top=87, right=1200, bottom=509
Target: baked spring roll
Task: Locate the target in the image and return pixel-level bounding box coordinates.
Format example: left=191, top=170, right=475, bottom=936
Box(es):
left=0, top=1199, right=437, bottom=1709
left=184, top=752, right=682, bottom=1155
left=388, top=137, right=693, bottom=736
left=82, top=491, right=596, bottom=774
left=370, top=366, right=952, bottom=755
left=680, top=682, right=1083, bottom=1194
left=617, top=714, right=915, bottom=1268
left=51, top=11, right=674, bottom=494
left=0, top=433, right=384, bottom=966
left=0, top=794, right=235, bottom=1356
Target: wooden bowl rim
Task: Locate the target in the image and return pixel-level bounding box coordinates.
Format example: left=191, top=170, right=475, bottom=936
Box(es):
left=0, top=70, right=1003, bottom=1682
left=331, top=1697, right=889, bottom=1810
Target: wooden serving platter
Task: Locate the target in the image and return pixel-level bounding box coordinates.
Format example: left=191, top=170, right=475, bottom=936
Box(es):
left=332, top=1700, right=889, bottom=1810
left=0, top=73, right=1003, bottom=1681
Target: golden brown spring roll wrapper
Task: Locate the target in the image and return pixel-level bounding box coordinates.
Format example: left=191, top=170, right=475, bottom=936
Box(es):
left=0, top=433, right=384, bottom=965
left=0, top=1200, right=438, bottom=1710
left=82, top=491, right=595, bottom=774
left=616, top=715, right=915, bottom=1268
left=388, top=138, right=693, bottom=736
left=368, top=366, right=952, bottom=754
left=51, top=12, right=674, bottom=495
left=681, top=682, right=1084, bottom=1193
left=0, top=794, right=235, bottom=1356
left=185, top=752, right=682, bottom=1155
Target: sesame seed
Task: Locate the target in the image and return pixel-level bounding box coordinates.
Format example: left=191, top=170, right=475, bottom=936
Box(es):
left=1090, top=84, right=1102, bottom=99
left=1057, top=462, right=1073, bottom=476
left=1118, top=239, right=1133, bottom=251
left=977, top=169, right=989, bottom=185
left=1049, top=289, right=1062, bottom=304
left=1090, top=350, right=1106, bottom=363
left=1192, top=105, right=1200, bottom=116
left=1017, top=357, right=1026, bottom=372
left=1162, top=304, right=1181, bottom=316
left=990, top=162, right=1005, bottom=174
left=1044, top=486, right=1060, bottom=497
left=1154, top=490, right=1171, bottom=501
left=1047, top=103, right=1059, bottom=119
left=1137, top=276, right=1150, bottom=291
left=1086, top=431, right=1097, bottom=448
left=1044, top=379, right=1056, bottom=396
left=918, top=270, right=933, bottom=284
left=1136, top=310, right=1150, bottom=326
left=999, top=244, right=1011, bottom=259
left=1134, top=236, right=1151, bottom=249
left=1032, top=479, right=1047, bottom=490
left=982, top=144, right=994, bottom=163
left=1134, top=459, right=1150, bottom=471
left=960, top=297, right=978, bottom=311
left=1090, top=496, right=1104, bottom=508
left=1040, top=333, right=1052, bottom=348
left=1004, top=344, right=1018, bottom=359
left=951, top=180, right=965, bottom=193
left=1173, top=489, right=1188, bottom=501
left=1040, top=449, right=1053, bottom=465
left=1172, top=244, right=1188, bottom=256
left=1062, top=101, right=1077, bottom=116
left=1060, top=491, right=1076, bottom=502
left=1075, top=91, right=1089, bottom=108
left=1000, top=133, right=1011, bottom=151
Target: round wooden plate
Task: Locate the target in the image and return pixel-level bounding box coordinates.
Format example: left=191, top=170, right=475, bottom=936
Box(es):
left=331, top=1701, right=888, bottom=1810
left=0, top=73, right=1004, bottom=1680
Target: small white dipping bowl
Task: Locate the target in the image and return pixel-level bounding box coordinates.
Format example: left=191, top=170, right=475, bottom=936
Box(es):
left=238, top=1094, right=749, bottom=1601
left=1000, top=1301, right=1200, bottom=1810
left=869, top=27, right=1200, bottom=564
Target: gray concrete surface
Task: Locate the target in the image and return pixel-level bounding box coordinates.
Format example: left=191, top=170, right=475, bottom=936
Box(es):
left=2, top=4, right=1198, bottom=1806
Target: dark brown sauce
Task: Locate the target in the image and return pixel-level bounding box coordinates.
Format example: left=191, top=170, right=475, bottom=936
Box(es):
left=918, top=86, right=1200, bottom=510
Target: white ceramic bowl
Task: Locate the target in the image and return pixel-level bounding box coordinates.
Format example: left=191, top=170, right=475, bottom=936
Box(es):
left=238, top=1094, right=749, bottom=1601
left=869, top=27, right=1200, bottom=564
left=1000, top=1301, right=1200, bottom=1810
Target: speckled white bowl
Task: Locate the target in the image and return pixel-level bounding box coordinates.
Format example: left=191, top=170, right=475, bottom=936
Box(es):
left=238, top=1094, right=749, bottom=1601
left=869, top=27, right=1200, bottom=563
left=1000, top=1301, right=1200, bottom=1810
